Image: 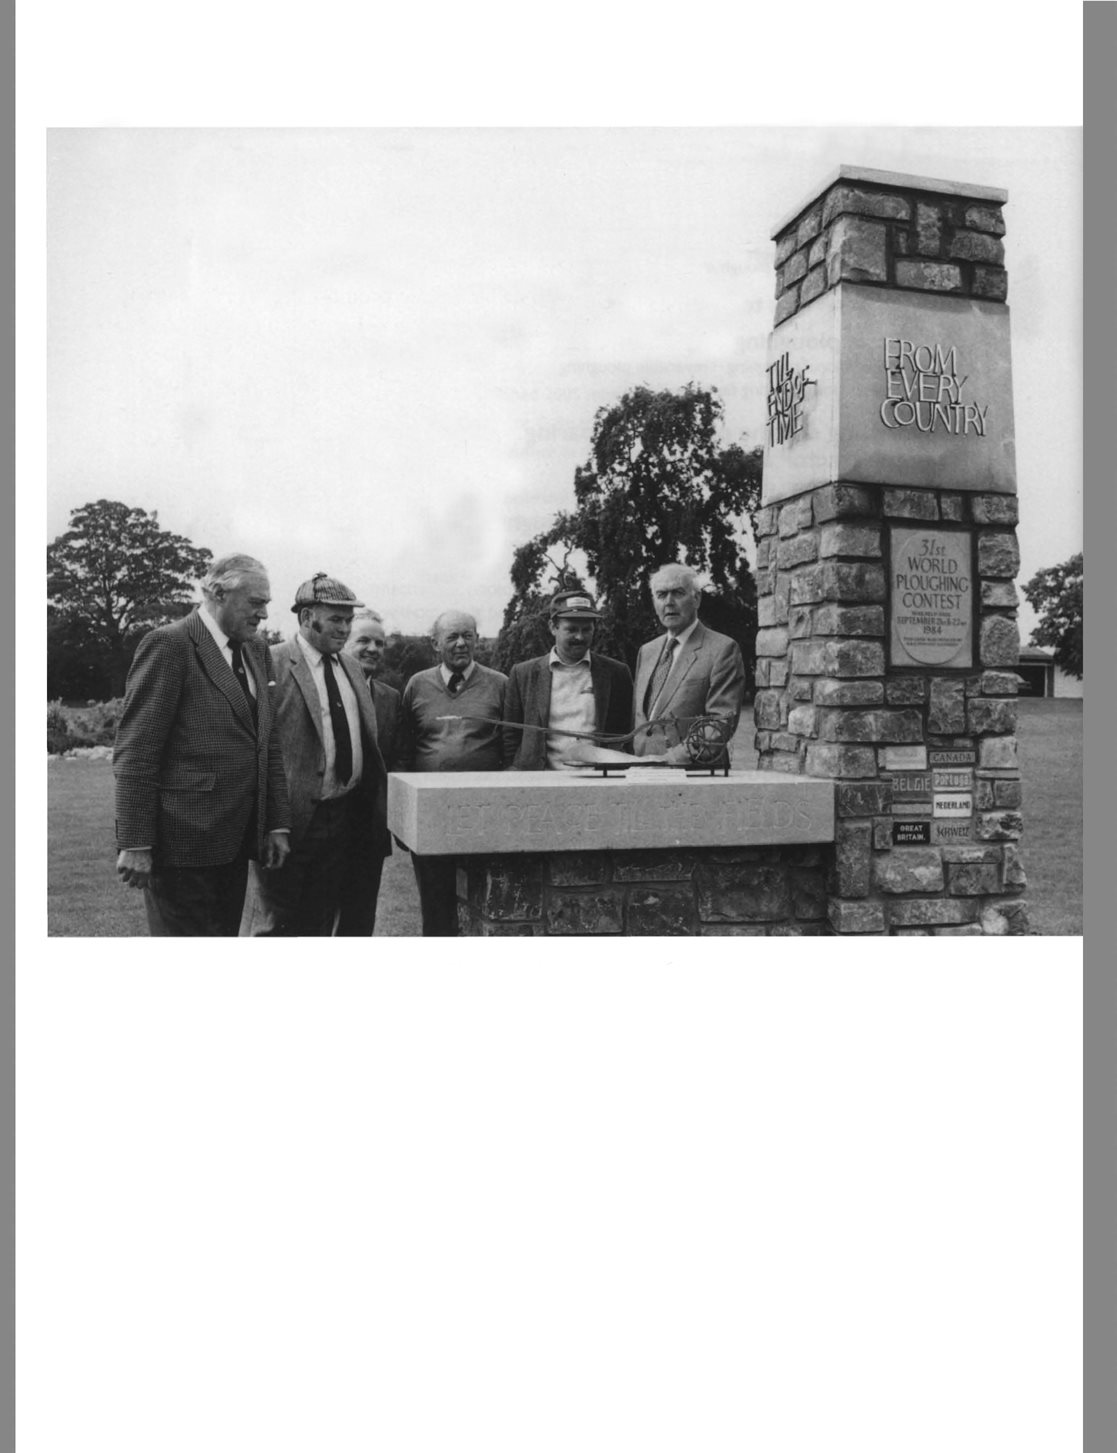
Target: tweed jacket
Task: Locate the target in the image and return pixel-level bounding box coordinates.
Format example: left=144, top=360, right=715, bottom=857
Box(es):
left=502, top=651, right=634, bottom=770
left=269, top=636, right=388, bottom=848
left=113, top=610, right=290, bottom=868
left=632, top=620, right=745, bottom=765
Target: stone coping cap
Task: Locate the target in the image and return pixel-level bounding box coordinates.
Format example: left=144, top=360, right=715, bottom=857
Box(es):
left=388, top=769, right=836, bottom=854
left=771, top=164, right=1009, bottom=239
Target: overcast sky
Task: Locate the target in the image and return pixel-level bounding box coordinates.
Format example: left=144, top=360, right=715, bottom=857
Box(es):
left=46, top=125, right=1080, bottom=640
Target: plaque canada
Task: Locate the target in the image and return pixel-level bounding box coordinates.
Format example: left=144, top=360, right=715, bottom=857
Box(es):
left=890, top=526, right=973, bottom=668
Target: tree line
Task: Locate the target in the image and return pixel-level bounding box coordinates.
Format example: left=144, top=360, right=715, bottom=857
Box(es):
left=47, top=384, right=1084, bottom=702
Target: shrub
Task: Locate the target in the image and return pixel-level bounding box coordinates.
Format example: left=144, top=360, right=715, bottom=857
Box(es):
left=47, top=700, right=75, bottom=755
left=64, top=697, right=125, bottom=748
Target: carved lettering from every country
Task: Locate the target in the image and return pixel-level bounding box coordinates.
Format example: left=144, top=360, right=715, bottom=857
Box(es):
left=766, top=352, right=816, bottom=447
left=880, top=337, right=989, bottom=435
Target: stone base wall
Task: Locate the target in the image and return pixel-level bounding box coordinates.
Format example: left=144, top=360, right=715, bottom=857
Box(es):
left=753, top=481, right=1029, bottom=936
left=456, top=846, right=831, bottom=936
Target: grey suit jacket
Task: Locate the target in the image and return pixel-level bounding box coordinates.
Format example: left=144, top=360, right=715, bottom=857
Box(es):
left=113, top=610, right=290, bottom=867
left=269, top=635, right=387, bottom=848
left=632, top=621, right=745, bottom=765
left=502, top=652, right=634, bottom=769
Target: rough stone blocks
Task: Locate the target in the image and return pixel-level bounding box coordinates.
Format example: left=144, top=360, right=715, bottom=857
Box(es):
left=828, top=899, right=886, bottom=934
left=978, top=532, right=1020, bottom=578
left=545, top=892, right=623, bottom=935
left=872, top=849, right=945, bottom=895
left=696, top=864, right=792, bottom=923
left=895, top=260, right=964, bottom=292
left=980, top=616, right=1020, bottom=668
left=626, top=887, right=697, bottom=935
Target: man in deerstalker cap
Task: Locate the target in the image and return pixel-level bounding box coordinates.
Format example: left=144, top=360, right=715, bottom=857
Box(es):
left=241, top=573, right=387, bottom=937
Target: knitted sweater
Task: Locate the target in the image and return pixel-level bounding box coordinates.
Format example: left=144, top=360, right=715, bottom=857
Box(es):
left=399, top=664, right=508, bottom=772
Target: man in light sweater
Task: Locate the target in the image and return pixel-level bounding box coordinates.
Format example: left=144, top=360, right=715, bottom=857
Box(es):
left=398, top=610, right=507, bottom=934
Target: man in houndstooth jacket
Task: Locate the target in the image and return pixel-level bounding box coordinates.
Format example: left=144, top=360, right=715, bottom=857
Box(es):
left=113, top=553, right=292, bottom=936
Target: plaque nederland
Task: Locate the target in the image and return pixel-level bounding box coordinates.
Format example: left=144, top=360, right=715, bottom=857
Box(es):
left=934, top=793, right=974, bottom=818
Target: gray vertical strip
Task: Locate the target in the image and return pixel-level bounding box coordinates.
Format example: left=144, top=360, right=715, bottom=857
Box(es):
left=1084, top=7, right=1114, bottom=1452
left=2, top=0, right=15, bottom=1444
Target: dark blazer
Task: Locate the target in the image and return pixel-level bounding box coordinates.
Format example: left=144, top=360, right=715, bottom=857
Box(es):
left=268, top=636, right=388, bottom=848
left=369, top=678, right=403, bottom=774
left=503, top=651, right=634, bottom=769
left=113, top=610, right=290, bottom=867
left=632, top=621, right=745, bottom=765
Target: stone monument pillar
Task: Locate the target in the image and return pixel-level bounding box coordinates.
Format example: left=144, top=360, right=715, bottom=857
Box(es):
left=754, top=166, right=1028, bottom=936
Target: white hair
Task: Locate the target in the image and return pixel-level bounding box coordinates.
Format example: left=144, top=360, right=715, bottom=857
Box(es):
left=649, top=563, right=701, bottom=595
left=430, top=610, right=477, bottom=641
left=201, top=554, right=268, bottom=595
left=351, top=608, right=385, bottom=627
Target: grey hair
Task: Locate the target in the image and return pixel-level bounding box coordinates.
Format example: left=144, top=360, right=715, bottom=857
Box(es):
left=649, top=562, right=701, bottom=595
left=430, top=610, right=478, bottom=641
left=201, top=554, right=268, bottom=595
left=351, top=608, right=385, bottom=627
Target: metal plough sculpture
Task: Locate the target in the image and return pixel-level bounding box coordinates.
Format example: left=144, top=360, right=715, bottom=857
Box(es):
left=434, top=711, right=734, bottom=767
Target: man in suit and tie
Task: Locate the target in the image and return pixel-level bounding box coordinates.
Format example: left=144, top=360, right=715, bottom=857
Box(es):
left=632, top=563, right=746, bottom=766
left=114, top=553, right=291, bottom=936
left=336, top=607, right=401, bottom=936
left=502, top=590, right=634, bottom=770
left=241, top=574, right=388, bottom=937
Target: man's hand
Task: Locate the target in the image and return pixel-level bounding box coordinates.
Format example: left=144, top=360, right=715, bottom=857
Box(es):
left=263, top=831, right=290, bottom=870
left=117, top=848, right=153, bottom=889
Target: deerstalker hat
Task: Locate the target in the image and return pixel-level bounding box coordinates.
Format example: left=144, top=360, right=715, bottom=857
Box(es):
left=549, top=589, right=601, bottom=621
left=292, top=572, right=365, bottom=613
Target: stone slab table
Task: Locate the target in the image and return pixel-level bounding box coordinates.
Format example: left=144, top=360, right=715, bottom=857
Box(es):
left=388, top=770, right=837, bottom=936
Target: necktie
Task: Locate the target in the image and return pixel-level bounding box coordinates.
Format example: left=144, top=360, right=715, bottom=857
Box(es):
left=447, top=669, right=465, bottom=695
left=229, top=641, right=258, bottom=725
left=322, top=653, right=354, bottom=786
left=645, top=637, right=677, bottom=716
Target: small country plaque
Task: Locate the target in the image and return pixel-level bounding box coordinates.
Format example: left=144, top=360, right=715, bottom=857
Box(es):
left=891, top=770, right=933, bottom=799
left=882, top=745, right=928, bottom=771
left=892, top=820, right=932, bottom=845
left=931, top=820, right=975, bottom=846
left=933, top=792, right=974, bottom=818
left=929, top=748, right=976, bottom=766
left=933, top=768, right=974, bottom=791
left=891, top=801, right=932, bottom=818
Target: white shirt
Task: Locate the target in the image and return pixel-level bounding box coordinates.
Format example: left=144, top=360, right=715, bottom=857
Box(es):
left=546, top=649, right=596, bottom=769
left=439, top=660, right=477, bottom=688
left=199, top=601, right=256, bottom=698
left=295, top=634, right=363, bottom=797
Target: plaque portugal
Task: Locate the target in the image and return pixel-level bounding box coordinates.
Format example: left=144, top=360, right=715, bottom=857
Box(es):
left=889, top=525, right=974, bottom=668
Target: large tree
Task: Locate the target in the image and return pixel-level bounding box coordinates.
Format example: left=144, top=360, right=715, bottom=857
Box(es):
left=495, top=384, right=762, bottom=683
left=1022, top=552, right=1083, bottom=679
left=47, top=500, right=212, bottom=697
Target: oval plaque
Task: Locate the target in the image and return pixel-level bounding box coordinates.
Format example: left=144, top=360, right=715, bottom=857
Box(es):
left=890, top=525, right=973, bottom=668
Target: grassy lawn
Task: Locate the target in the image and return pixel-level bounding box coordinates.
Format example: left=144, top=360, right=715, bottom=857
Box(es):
left=47, top=697, right=1081, bottom=936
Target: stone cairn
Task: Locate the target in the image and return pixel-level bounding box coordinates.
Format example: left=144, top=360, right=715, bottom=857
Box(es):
left=754, top=169, right=1028, bottom=936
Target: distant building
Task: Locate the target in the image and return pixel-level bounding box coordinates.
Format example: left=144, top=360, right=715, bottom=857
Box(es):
left=1016, top=646, right=1083, bottom=699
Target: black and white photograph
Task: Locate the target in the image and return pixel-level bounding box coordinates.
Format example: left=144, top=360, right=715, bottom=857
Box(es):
left=43, top=126, right=1081, bottom=940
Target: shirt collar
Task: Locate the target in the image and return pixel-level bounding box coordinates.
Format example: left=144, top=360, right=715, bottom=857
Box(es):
left=665, top=618, right=699, bottom=651
left=439, top=660, right=477, bottom=686
left=296, top=631, right=333, bottom=669
left=199, top=601, right=233, bottom=653
left=548, top=647, right=591, bottom=669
